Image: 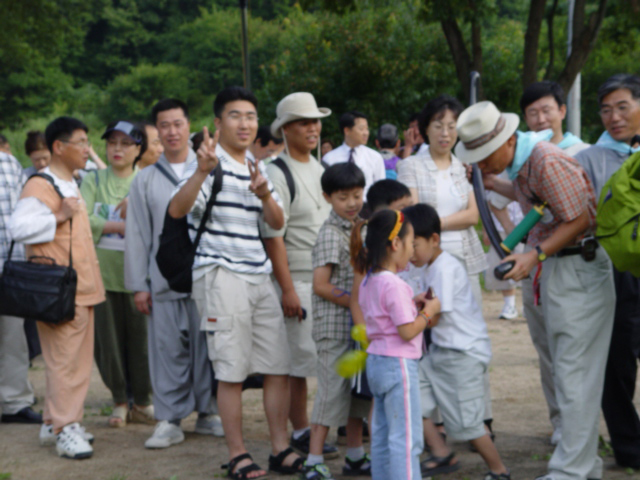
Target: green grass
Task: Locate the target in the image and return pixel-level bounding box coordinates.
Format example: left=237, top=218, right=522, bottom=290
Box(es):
left=0, top=473, right=12, bottom=480
left=100, top=404, right=113, bottom=416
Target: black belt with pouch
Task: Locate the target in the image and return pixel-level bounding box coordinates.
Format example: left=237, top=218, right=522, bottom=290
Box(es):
left=556, top=236, right=599, bottom=261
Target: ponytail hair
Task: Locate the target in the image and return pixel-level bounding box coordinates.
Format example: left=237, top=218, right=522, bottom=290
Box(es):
left=350, top=209, right=411, bottom=274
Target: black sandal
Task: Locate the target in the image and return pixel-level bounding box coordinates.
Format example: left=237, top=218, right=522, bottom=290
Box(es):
left=268, top=447, right=305, bottom=474
left=222, top=452, right=268, bottom=480
left=420, top=452, right=460, bottom=477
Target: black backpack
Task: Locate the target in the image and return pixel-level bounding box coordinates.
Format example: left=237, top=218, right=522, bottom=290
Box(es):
left=270, top=157, right=296, bottom=203
left=155, top=163, right=223, bottom=293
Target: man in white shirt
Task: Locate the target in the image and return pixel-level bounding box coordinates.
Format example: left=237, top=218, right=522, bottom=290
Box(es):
left=322, top=111, right=385, bottom=196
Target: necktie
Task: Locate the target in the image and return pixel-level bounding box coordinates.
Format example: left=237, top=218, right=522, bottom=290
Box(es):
left=348, top=148, right=355, bottom=163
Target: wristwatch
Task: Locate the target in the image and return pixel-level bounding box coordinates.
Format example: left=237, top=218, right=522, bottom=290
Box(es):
left=535, top=245, right=547, bottom=262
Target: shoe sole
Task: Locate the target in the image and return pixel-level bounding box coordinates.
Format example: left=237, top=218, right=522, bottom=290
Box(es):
left=194, top=427, right=224, bottom=437
left=145, top=437, right=185, bottom=449
left=56, top=447, right=93, bottom=459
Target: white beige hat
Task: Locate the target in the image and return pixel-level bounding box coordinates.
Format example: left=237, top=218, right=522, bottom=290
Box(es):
left=270, top=92, right=331, bottom=138
left=454, top=101, right=520, bottom=164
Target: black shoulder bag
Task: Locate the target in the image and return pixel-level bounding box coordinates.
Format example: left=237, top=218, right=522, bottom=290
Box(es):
left=0, top=173, right=77, bottom=324
left=270, top=157, right=296, bottom=202
left=155, top=164, right=223, bottom=294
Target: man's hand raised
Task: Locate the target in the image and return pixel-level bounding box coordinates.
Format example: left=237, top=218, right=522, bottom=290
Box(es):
left=247, top=157, right=270, bottom=199
left=196, top=127, right=219, bottom=174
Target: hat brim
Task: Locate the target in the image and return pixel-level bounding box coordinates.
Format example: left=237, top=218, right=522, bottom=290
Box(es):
left=454, top=113, right=520, bottom=164
left=271, top=107, right=332, bottom=138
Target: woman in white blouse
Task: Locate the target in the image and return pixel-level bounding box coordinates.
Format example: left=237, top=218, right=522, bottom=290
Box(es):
left=398, top=95, right=487, bottom=305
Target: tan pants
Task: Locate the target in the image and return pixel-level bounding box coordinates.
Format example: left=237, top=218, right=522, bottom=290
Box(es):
left=37, top=306, right=94, bottom=433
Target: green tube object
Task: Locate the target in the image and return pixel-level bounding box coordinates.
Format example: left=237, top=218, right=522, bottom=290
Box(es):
left=501, top=204, right=546, bottom=253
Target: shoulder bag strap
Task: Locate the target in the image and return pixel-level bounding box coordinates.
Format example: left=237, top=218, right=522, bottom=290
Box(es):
left=271, top=157, right=296, bottom=203
left=154, top=162, right=179, bottom=187
left=192, top=164, right=224, bottom=251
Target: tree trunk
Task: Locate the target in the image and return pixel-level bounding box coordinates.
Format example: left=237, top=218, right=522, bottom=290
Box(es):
left=440, top=18, right=473, bottom=102
left=522, top=0, right=548, bottom=88
left=543, top=0, right=559, bottom=80
left=556, top=0, right=609, bottom=93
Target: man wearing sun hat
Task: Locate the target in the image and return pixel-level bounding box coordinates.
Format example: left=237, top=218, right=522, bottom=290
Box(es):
left=455, top=101, right=615, bottom=480
left=260, top=92, right=337, bottom=458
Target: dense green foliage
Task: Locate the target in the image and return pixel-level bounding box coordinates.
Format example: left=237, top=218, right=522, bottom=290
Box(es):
left=2, top=0, right=638, bottom=166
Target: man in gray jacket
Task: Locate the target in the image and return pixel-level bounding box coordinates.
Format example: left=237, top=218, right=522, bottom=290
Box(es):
left=575, top=74, right=640, bottom=470
left=125, top=99, right=222, bottom=449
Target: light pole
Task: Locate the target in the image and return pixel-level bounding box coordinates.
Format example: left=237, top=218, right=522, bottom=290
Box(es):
left=239, top=0, right=250, bottom=90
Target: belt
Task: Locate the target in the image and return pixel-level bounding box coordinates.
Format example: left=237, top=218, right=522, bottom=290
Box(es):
left=556, top=239, right=599, bottom=258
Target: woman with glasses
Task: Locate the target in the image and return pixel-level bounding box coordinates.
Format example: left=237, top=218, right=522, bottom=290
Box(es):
left=80, top=121, right=154, bottom=428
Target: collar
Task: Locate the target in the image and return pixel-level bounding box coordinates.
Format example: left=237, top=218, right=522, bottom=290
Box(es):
left=595, top=131, right=640, bottom=155
left=419, top=146, right=464, bottom=175
left=215, top=143, right=252, bottom=167
left=506, top=129, right=553, bottom=180
left=329, top=209, right=357, bottom=230
left=556, top=132, right=584, bottom=151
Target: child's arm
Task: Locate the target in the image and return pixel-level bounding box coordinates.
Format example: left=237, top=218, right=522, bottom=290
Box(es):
left=313, top=264, right=351, bottom=308
left=350, top=271, right=365, bottom=326
left=397, top=297, right=441, bottom=341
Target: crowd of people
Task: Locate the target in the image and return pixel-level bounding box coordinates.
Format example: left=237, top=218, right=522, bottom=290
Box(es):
left=0, top=73, right=639, bottom=480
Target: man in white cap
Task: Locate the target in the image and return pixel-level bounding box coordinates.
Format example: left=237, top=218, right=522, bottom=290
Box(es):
left=261, top=92, right=337, bottom=459
left=455, top=101, right=615, bottom=480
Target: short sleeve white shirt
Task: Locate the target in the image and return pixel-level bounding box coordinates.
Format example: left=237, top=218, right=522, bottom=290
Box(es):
left=322, top=143, right=385, bottom=196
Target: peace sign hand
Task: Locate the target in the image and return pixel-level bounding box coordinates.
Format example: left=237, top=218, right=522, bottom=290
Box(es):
left=247, top=157, right=270, bottom=199
left=196, top=127, right=219, bottom=174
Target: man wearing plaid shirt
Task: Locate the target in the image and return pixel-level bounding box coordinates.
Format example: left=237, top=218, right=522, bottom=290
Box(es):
left=0, top=151, right=42, bottom=424
left=455, top=102, right=615, bottom=480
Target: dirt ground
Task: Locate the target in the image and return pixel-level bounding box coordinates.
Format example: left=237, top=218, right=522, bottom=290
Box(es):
left=1, top=290, right=639, bottom=480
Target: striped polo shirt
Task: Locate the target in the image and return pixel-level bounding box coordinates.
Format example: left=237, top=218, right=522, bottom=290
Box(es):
left=176, top=144, right=282, bottom=278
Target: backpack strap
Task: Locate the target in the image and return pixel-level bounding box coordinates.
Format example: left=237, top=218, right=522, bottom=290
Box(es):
left=29, top=172, right=65, bottom=199
left=193, top=164, right=224, bottom=251
left=271, top=157, right=296, bottom=203
left=154, top=162, right=179, bottom=187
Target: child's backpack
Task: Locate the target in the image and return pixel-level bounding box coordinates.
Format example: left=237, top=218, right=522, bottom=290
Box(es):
left=596, top=151, right=640, bottom=276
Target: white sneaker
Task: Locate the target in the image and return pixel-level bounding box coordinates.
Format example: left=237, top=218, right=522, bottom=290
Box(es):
left=56, top=423, right=93, bottom=459
left=41, top=423, right=94, bottom=446
left=194, top=414, right=224, bottom=437
left=145, top=420, right=185, bottom=449
left=550, top=428, right=562, bottom=446
left=499, top=303, right=518, bottom=320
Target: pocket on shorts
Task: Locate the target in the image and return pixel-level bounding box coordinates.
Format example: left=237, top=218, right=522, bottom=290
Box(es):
left=457, top=386, right=484, bottom=429
left=202, top=314, right=234, bottom=332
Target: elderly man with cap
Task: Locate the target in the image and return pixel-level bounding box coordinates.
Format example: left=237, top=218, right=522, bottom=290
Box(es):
left=455, top=101, right=615, bottom=480
left=261, top=92, right=337, bottom=459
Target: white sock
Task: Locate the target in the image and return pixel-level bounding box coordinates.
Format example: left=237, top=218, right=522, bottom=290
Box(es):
left=346, top=446, right=365, bottom=461
left=306, top=454, right=324, bottom=466
left=292, top=427, right=310, bottom=440
left=504, top=294, right=516, bottom=308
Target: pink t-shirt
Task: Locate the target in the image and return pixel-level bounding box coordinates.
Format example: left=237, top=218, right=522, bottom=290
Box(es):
left=358, top=271, right=422, bottom=359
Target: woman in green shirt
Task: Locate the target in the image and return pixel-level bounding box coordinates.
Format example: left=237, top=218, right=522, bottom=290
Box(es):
left=81, top=121, right=154, bottom=428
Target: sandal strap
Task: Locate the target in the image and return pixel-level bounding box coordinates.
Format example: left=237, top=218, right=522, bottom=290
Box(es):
left=422, top=451, right=455, bottom=467
left=222, top=452, right=252, bottom=471
left=271, top=446, right=295, bottom=464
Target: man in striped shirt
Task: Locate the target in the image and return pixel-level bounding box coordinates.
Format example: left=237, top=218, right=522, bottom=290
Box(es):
left=169, top=86, right=302, bottom=478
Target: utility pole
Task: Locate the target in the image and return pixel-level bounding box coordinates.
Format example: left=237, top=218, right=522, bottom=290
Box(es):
left=566, top=0, right=581, bottom=136
left=239, top=0, right=250, bottom=90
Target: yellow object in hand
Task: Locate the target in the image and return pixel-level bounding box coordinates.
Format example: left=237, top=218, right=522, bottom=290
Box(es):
left=351, top=324, right=369, bottom=350
left=335, top=350, right=368, bottom=378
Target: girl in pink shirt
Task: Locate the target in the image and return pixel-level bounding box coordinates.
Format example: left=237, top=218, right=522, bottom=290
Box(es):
left=351, top=209, right=440, bottom=480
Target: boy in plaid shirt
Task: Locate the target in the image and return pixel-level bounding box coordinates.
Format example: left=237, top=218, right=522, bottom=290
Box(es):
left=455, top=101, right=615, bottom=480
left=304, top=163, right=371, bottom=480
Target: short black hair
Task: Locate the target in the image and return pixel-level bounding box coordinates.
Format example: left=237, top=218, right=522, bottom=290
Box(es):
left=44, top=116, right=88, bottom=153
left=191, top=130, right=205, bottom=152
left=25, top=131, right=47, bottom=155
left=0, top=133, right=8, bottom=146
left=403, top=203, right=441, bottom=239
left=213, top=86, right=258, bottom=119
left=339, top=111, right=367, bottom=133
left=409, top=113, right=420, bottom=124
left=152, top=98, right=189, bottom=125
left=366, top=179, right=411, bottom=212
left=598, top=74, right=640, bottom=105
left=255, top=126, right=282, bottom=147
left=321, top=162, right=366, bottom=195
left=520, top=81, right=566, bottom=113
left=418, top=95, right=464, bottom=141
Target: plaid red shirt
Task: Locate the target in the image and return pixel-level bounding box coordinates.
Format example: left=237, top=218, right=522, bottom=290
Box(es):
left=514, top=142, right=597, bottom=247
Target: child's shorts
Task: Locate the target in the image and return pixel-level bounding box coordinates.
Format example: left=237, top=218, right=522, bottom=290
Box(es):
left=311, top=338, right=371, bottom=427
left=420, top=345, right=487, bottom=441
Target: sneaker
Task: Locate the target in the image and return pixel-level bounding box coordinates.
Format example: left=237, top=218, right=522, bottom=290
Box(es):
left=144, top=420, right=185, bottom=449
left=56, top=423, right=93, bottom=459
left=499, top=303, right=518, bottom=320
left=343, top=453, right=371, bottom=476
left=550, top=429, right=562, bottom=446
left=302, top=462, right=335, bottom=480
left=41, top=423, right=94, bottom=446
left=194, top=414, right=224, bottom=437
left=290, top=429, right=339, bottom=459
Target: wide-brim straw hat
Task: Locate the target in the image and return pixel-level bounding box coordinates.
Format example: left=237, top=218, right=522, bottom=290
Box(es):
left=454, top=101, right=519, bottom=164
left=271, top=92, right=331, bottom=138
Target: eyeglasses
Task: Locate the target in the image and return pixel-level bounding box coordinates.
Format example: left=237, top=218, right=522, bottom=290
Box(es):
left=226, top=113, right=259, bottom=123
left=107, top=139, right=137, bottom=149
left=600, top=103, right=636, bottom=118
left=62, top=139, right=91, bottom=148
